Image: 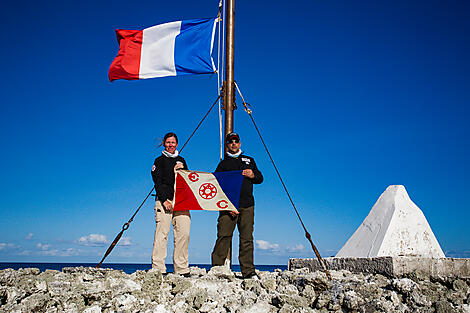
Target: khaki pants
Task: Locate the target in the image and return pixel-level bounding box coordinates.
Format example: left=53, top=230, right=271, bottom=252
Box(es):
left=211, top=206, right=255, bottom=277
left=152, top=201, right=191, bottom=274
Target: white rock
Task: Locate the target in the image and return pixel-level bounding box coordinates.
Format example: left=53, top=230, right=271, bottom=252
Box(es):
left=208, top=265, right=235, bottom=280
left=189, top=266, right=207, bottom=276
left=199, top=300, right=218, bottom=312
left=336, top=185, right=445, bottom=258
left=171, top=300, right=188, bottom=313
left=35, top=281, right=47, bottom=292
left=152, top=303, right=171, bottom=313
left=239, top=301, right=273, bottom=313
left=114, top=294, right=137, bottom=310
left=83, top=305, right=102, bottom=313
left=47, top=281, right=71, bottom=297
left=107, top=276, right=141, bottom=293
left=393, top=278, right=418, bottom=293
left=63, top=302, right=80, bottom=313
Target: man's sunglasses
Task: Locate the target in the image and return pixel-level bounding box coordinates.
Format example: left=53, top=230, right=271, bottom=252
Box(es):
left=226, top=138, right=240, bottom=144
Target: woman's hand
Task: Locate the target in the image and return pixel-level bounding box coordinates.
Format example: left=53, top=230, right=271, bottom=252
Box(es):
left=163, top=200, right=173, bottom=213
left=174, top=162, right=184, bottom=171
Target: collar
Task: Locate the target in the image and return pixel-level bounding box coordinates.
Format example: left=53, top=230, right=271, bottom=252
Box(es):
left=226, top=149, right=242, bottom=158
left=162, top=150, right=179, bottom=158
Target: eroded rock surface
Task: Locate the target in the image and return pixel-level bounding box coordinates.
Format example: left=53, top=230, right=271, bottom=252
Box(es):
left=0, top=266, right=469, bottom=312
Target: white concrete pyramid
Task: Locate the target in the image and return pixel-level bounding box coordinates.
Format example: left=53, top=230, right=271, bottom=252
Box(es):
left=336, top=185, right=445, bottom=258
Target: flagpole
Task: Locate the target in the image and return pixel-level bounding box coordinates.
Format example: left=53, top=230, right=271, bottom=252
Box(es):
left=224, top=0, right=235, bottom=143
left=223, top=0, right=235, bottom=265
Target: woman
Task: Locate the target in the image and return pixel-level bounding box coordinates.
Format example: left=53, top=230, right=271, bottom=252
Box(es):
left=150, top=132, right=191, bottom=276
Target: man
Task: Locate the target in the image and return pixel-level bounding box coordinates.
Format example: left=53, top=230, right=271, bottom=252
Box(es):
left=211, top=132, right=263, bottom=278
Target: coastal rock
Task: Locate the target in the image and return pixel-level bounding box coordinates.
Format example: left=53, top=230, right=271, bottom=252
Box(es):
left=207, top=265, right=235, bottom=281
left=0, top=267, right=469, bottom=312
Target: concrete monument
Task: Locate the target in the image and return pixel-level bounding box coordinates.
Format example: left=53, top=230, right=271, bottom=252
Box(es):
left=336, top=185, right=445, bottom=258
left=289, top=185, right=470, bottom=278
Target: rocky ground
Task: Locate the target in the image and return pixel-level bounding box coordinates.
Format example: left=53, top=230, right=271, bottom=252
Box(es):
left=0, top=265, right=469, bottom=312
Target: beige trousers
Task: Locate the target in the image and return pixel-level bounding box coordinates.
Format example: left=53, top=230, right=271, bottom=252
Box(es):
left=151, top=201, right=191, bottom=274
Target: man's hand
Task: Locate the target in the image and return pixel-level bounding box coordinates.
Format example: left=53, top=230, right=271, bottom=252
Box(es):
left=229, top=210, right=239, bottom=217
left=242, top=169, right=254, bottom=178
left=163, top=200, right=173, bottom=213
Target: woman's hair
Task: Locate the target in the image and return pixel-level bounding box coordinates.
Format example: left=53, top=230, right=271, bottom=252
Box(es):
left=163, top=132, right=178, bottom=144
left=157, top=132, right=178, bottom=147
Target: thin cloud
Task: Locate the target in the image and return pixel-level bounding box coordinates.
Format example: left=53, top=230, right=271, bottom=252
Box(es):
left=254, top=241, right=319, bottom=257
left=286, top=244, right=305, bottom=252
left=0, top=243, right=16, bottom=250
left=25, top=233, right=34, bottom=240
left=77, top=234, right=109, bottom=247
left=256, top=240, right=280, bottom=251
left=39, top=247, right=81, bottom=257
left=35, top=242, right=83, bottom=257
left=37, top=243, right=51, bottom=251
left=115, top=250, right=135, bottom=257
left=118, top=237, right=132, bottom=246
left=324, top=249, right=339, bottom=257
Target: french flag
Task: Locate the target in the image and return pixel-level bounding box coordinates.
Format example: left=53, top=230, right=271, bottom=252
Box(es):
left=173, top=170, right=243, bottom=212
left=109, top=18, right=216, bottom=81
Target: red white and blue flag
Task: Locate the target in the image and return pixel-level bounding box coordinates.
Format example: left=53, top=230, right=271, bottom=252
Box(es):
left=109, top=18, right=216, bottom=81
left=173, top=170, right=243, bottom=212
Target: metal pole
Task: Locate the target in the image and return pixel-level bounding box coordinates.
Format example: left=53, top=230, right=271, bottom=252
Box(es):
left=223, top=0, right=235, bottom=264
left=224, top=0, right=235, bottom=145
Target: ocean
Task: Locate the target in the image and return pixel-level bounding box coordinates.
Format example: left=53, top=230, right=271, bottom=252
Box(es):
left=0, top=263, right=287, bottom=274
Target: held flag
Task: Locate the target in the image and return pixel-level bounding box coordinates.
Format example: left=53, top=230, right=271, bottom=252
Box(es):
left=109, top=18, right=217, bottom=81
left=173, top=170, right=243, bottom=212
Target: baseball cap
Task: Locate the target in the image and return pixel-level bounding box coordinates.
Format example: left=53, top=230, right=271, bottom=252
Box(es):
left=225, top=132, right=240, bottom=143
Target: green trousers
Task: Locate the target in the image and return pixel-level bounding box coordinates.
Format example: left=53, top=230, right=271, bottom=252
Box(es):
left=211, top=206, right=255, bottom=277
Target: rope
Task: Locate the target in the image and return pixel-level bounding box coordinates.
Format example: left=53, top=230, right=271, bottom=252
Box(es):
left=96, top=94, right=221, bottom=268
left=234, top=82, right=332, bottom=280
left=96, top=188, right=154, bottom=268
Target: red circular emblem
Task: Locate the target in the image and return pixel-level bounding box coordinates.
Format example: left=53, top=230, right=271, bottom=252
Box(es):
left=199, top=183, right=217, bottom=199
left=217, top=200, right=228, bottom=209
left=188, top=172, right=199, bottom=182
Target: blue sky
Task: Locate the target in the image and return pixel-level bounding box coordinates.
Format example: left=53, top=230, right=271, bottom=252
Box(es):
left=1, top=0, right=469, bottom=265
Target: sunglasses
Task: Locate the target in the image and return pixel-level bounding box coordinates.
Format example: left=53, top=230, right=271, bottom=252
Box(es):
left=226, top=138, right=240, bottom=144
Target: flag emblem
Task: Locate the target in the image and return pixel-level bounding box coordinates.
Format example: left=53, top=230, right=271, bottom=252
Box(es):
left=217, top=200, right=229, bottom=209
left=199, top=183, right=217, bottom=199
left=188, top=172, right=200, bottom=182
left=173, top=170, right=243, bottom=212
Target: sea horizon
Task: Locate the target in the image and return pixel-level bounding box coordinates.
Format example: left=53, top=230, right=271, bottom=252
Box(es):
left=0, top=262, right=288, bottom=274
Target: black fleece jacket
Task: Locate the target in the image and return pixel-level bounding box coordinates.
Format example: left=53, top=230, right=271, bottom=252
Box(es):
left=215, top=153, right=263, bottom=208
left=151, top=154, right=188, bottom=204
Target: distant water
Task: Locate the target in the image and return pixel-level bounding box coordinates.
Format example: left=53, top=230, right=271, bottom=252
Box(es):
left=0, top=263, right=287, bottom=274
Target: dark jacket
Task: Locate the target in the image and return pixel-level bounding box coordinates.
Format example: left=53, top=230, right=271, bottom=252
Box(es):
left=215, top=153, right=263, bottom=208
left=151, top=154, right=188, bottom=204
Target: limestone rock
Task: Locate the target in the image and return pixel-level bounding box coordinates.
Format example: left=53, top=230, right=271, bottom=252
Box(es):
left=207, top=265, right=235, bottom=281
left=1, top=266, right=469, bottom=312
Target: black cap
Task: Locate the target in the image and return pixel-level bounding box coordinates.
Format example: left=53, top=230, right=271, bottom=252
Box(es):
left=225, top=132, right=240, bottom=143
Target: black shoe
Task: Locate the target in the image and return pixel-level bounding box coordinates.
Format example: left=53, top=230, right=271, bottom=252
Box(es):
left=180, top=272, right=191, bottom=278
left=162, top=271, right=176, bottom=276
left=242, top=272, right=258, bottom=279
